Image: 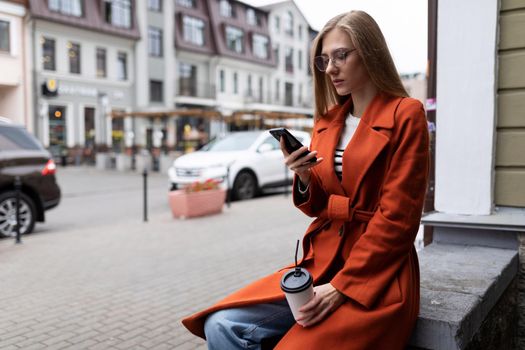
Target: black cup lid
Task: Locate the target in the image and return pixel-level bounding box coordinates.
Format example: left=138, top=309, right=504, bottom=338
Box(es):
left=280, top=267, right=313, bottom=293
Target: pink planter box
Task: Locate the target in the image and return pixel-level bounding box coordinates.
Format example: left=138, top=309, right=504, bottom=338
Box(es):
left=168, top=189, right=226, bottom=219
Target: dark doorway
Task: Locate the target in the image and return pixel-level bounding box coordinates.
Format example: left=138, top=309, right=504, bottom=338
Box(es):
left=48, top=105, right=66, bottom=161
left=84, top=107, right=95, bottom=164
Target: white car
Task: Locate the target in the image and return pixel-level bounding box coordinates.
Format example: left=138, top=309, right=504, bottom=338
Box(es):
left=168, top=130, right=311, bottom=200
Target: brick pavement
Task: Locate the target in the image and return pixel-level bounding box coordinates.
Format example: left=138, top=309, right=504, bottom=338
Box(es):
left=0, top=168, right=311, bottom=349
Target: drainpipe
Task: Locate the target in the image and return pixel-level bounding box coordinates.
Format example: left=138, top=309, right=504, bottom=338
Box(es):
left=21, top=6, right=28, bottom=128
left=424, top=0, right=438, bottom=246
left=31, top=16, right=39, bottom=137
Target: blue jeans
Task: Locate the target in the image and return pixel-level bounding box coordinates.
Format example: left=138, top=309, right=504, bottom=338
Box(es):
left=204, top=300, right=295, bottom=350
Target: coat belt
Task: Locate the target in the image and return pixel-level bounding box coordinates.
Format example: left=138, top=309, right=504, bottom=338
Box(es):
left=350, top=208, right=375, bottom=223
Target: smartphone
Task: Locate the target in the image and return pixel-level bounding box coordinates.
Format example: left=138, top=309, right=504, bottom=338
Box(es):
left=269, top=128, right=317, bottom=163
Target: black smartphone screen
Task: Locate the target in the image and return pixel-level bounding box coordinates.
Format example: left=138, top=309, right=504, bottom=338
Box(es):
left=268, top=128, right=317, bottom=163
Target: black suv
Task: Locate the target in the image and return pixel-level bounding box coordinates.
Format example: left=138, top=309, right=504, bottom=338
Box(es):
left=0, top=119, right=61, bottom=237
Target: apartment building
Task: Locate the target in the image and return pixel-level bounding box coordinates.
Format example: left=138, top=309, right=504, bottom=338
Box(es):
left=262, top=0, right=313, bottom=113
left=173, top=0, right=277, bottom=147
left=132, top=0, right=176, bottom=153
left=27, top=0, right=139, bottom=161
left=170, top=0, right=316, bottom=148
left=15, top=0, right=316, bottom=166
left=0, top=0, right=28, bottom=128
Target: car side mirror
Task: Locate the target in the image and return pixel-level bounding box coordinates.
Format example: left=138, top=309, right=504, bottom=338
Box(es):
left=258, top=143, right=274, bottom=153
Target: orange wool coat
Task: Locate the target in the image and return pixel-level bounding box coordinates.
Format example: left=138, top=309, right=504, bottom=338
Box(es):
left=182, top=93, right=430, bottom=349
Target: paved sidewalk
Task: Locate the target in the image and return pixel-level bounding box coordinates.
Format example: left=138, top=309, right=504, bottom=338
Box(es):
left=0, top=168, right=311, bottom=349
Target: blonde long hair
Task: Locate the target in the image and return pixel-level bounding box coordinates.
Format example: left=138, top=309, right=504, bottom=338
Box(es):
left=311, top=11, right=408, bottom=119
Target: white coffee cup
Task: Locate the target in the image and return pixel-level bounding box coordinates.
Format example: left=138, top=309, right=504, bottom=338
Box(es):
left=280, top=267, right=314, bottom=321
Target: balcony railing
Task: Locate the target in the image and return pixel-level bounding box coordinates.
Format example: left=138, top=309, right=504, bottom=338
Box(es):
left=177, top=82, right=216, bottom=99
left=243, top=89, right=313, bottom=108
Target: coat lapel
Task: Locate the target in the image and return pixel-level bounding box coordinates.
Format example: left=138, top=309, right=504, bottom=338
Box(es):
left=341, top=93, right=403, bottom=203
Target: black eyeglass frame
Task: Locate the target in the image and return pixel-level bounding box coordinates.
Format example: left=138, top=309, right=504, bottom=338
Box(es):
left=314, top=48, right=356, bottom=72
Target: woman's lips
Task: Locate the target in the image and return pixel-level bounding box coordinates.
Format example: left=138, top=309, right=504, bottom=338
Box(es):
left=332, top=79, right=344, bottom=87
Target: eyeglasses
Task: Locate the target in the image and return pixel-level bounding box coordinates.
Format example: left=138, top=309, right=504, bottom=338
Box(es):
left=314, top=48, right=356, bottom=72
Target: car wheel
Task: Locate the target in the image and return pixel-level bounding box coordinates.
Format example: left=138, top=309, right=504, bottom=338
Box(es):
left=232, top=171, right=258, bottom=200
left=0, top=191, right=37, bottom=238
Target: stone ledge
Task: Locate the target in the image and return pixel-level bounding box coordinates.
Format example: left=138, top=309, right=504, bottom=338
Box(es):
left=408, top=243, right=518, bottom=350
left=422, top=210, right=525, bottom=232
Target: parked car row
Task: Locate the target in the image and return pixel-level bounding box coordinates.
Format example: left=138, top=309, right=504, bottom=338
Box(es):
left=168, top=130, right=311, bottom=200
left=0, top=122, right=308, bottom=239
left=0, top=118, right=61, bottom=237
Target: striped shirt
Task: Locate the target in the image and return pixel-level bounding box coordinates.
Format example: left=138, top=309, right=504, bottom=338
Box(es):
left=335, top=113, right=361, bottom=181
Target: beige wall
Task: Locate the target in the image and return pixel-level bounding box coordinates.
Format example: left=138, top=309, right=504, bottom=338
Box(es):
left=0, top=2, right=27, bottom=126
left=496, top=0, right=525, bottom=207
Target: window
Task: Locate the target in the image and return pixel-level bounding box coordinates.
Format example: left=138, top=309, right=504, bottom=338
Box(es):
left=0, top=127, right=42, bottom=152
left=111, top=114, right=125, bottom=152
left=285, top=47, right=293, bottom=73
left=273, top=44, right=279, bottom=65
left=182, top=16, right=204, bottom=46
left=285, top=82, right=293, bottom=106
left=275, top=79, right=280, bottom=101
left=84, top=107, right=95, bottom=151
left=247, top=74, right=252, bottom=97
left=284, top=11, right=293, bottom=36
left=148, top=0, right=161, bottom=11
left=246, top=8, right=261, bottom=26
left=275, top=16, right=280, bottom=33
left=179, top=63, right=196, bottom=96
left=68, top=42, right=81, bottom=74
left=298, top=24, right=303, bottom=40
left=220, top=0, right=234, bottom=17
left=252, top=34, right=268, bottom=59
left=233, top=72, right=238, bottom=94
left=298, top=83, right=302, bottom=104
left=42, top=37, right=56, bottom=70
left=259, top=136, right=280, bottom=151
left=104, top=0, right=131, bottom=28
left=225, top=26, right=243, bottom=53
left=49, top=0, right=83, bottom=16
left=298, top=50, right=302, bottom=70
left=219, top=69, right=225, bottom=93
left=150, top=80, right=163, bottom=102
left=247, top=9, right=256, bottom=25
left=0, top=20, right=9, bottom=52
left=258, top=77, right=263, bottom=102
left=96, top=48, right=106, bottom=77
left=148, top=27, right=163, bottom=57
left=176, top=0, right=195, bottom=7
left=117, top=52, right=127, bottom=80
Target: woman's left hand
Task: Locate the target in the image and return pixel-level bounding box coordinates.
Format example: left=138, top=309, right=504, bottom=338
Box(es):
left=295, top=283, right=346, bottom=327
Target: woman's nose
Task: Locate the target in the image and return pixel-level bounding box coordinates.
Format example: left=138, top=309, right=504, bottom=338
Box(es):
left=325, top=59, right=337, bottom=75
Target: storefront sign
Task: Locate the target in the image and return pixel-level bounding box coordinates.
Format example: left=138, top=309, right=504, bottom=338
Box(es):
left=58, top=85, right=98, bottom=98
left=42, top=78, right=58, bottom=97
left=57, top=83, right=126, bottom=101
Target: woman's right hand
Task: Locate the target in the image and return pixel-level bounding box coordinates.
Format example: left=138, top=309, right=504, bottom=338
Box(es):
left=280, top=138, right=324, bottom=187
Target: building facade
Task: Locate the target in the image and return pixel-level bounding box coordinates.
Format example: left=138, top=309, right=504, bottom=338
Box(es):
left=0, top=0, right=29, bottom=128
left=28, top=0, right=139, bottom=161
left=132, top=0, right=176, bottom=155
left=173, top=0, right=279, bottom=150
left=495, top=1, right=525, bottom=208
left=262, top=0, right=313, bottom=113
left=432, top=0, right=525, bottom=215
left=17, top=0, right=318, bottom=167
left=424, top=0, right=525, bottom=344
left=170, top=0, right=316, bottom=151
